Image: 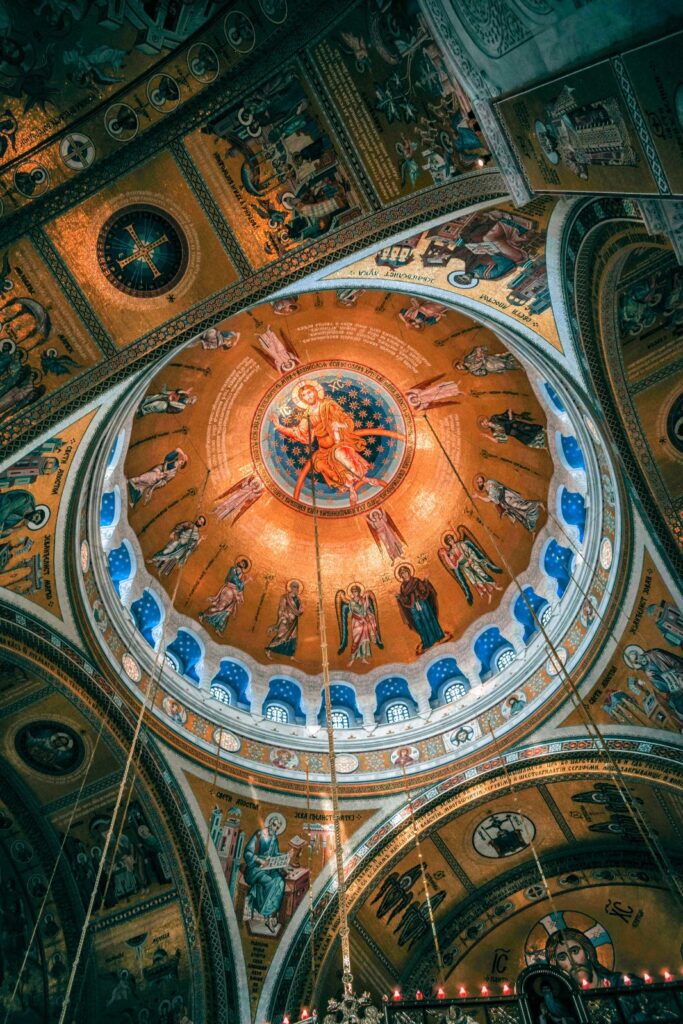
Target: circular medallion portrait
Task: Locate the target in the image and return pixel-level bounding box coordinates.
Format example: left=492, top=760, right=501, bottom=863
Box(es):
left=473, top=811, right=535, bottom=858
left=252, top=361, right=414, bottom=517
left=97, top=204, right=188, bottom=298
left=15, top=721, right=85, bottom=776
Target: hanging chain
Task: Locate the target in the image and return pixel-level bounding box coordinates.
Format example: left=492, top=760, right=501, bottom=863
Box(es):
left=305, top=758, right=318, bottom=998
left=306, top=416, right=354, bottom=996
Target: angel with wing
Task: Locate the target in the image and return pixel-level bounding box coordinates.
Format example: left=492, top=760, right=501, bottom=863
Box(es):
left=366, top=507, right=405, bottom=562
left=255, top=326, right=300, bottom=375
left=335, top=584, right=383, bottom=665
left=438, top=526, right=503, bottom=605
left=212, top=473, right=264, bottom=524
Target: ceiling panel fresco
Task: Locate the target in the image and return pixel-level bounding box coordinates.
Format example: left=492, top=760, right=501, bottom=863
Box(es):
left=0, top=5, right=681, bottom=1020
left=0, top=654, right=240, bottom=1022
left=325, top=197, right=562, bottom=351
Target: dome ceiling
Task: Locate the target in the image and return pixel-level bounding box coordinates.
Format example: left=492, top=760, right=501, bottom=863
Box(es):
left=121, top=291, right=552, bottom=677
left=84, top=288, right=613, bottom=780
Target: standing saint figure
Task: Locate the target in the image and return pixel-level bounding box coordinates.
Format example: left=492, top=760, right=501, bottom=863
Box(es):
left=406, top=374, right=462, bottom=411
left=335, top=584, right=383, bottom=665
left=137, top=386, right=197, bottom=417
left=213, top=474, right=264, bottom=524
left=438, top=526, right=503, bottom=605
left=266, top=580, right=303, bottom=659
left=395, top=564, right=450, bottom=654
left=0, top=489, right=50, bottom=536
left=243, top=819, right=287, bottom=934
left=128, top=449, right=188, bottom=507
left=474, top=475, right=543, bottom=532
left=454, top=345, right=520, bottom=376
left=148, top=517, right=206, bottom=577
left=366, top=507, right=405, bottom=562
left=256, top=327, right=300, bottom=375
left=270, top=378, right=393, bottom=506
left=199, top=557, right=250, bottom=635
left=478, top=410, right=546, bottom=449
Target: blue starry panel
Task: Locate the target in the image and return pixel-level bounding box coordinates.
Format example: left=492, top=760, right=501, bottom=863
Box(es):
left=375, top=676, right=413, bottom=706
left=100, top=487, right=120, bottom=528
left=318, top=683, right=362, bottom=724
left=106, top=432, right=124, bottom=469
left=107, top=541, right=134, bottom=597
left=513, top=586, right=549, bottom=644
left=166, top=629, right=203, bottom=684
left=544, top=382, right=566, bottom=413
left=130, top=589, right=163, bottom=648
left=560, top=487, right=587, bottom=542
left=560, top=435, right=586, bottom=472
left=427, top=657, right=469, bottom=700
left=264, top=678, right=305, bottom=720
left=375, top=676, right=417, bottom=719
left=544, top=539, right=574, bottom=598
left=474, top=627, right=515, bottom=681
left=211, top=659, right=251, bottom=708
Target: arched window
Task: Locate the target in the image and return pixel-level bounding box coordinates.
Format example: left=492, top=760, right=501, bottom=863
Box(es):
left=331, top=709, right=350, bottom=730
left=210, top=684, right=232, bottom=706
left=444, top=681, right=467, bottom=704
left=386, top=701, right=410, bottom=724
left=496, top=648, right=516, bottom=672
left=265, top=703, right=289, bottom=724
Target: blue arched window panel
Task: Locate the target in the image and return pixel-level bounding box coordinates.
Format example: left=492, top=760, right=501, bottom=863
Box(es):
left=100, top=486, right=121, bottom=529
left=559, top=435, right=586, bottom=473
left=474, top=627, right=516, bottom=682
left=559, top=487, right=587, bottom=543
left=107, top=539, right=135, bottom=598
left=166, top=629, right=203, bottom=685
left=130, top=588, right=164, bottom=648
left=318, top=684, right=363, bottom=727
left=544, top=382, right=566, bottom=414
left=374, top=676, right=417, bottom=723
left=263, top=678, right=305, bottom=725
left=427, top=657, right=470, bottom=709
left=543, top=539, right=574, bottom=598
left=513, top=586, right=551, bottom=644
left=105, top=430, right=125, bottom=477
left=210, top=659, right=251, bottom=711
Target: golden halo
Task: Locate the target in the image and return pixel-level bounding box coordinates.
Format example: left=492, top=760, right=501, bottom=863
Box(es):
left=394, top=562, right=414, bottom=581
left=441, top=529, right=458, bottom=547
left=235, top=555, right=252, bottom=572
left=346, top=581, right=365, bottom=596
left=291, top=378, right=324, bottom=409
left=287, top=578, right=304, bottom=593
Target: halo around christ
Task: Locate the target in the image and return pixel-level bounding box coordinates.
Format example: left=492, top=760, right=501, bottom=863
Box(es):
left=251, top=361, right=415, bottom=517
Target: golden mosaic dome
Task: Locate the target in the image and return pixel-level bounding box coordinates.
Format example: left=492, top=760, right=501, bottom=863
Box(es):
left=87, top=289, right=606, bottom=779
